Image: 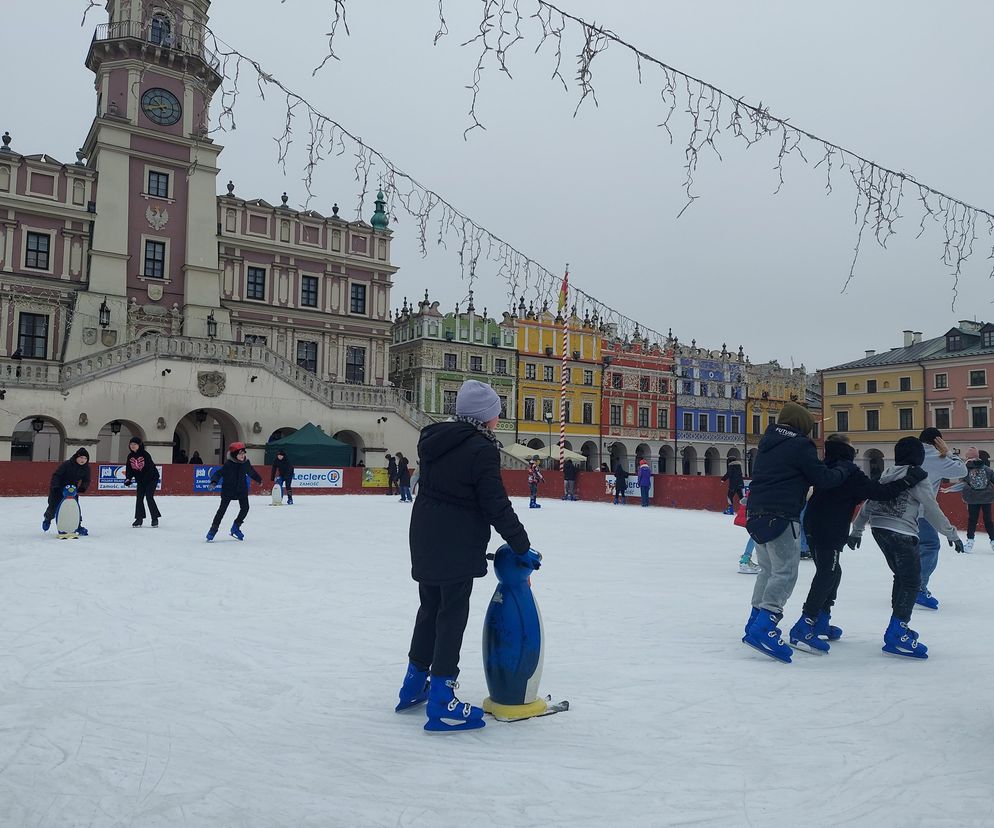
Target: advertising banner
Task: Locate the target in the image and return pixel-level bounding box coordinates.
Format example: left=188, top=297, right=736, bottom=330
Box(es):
left=362, top=468, right=388, bottom=488
left=193, top=465, right=223, bottom=492
left=292, top=468, right=344, bottom=489
left=604, top=475, right=653, bottom=498
left=97, top=464, right=163, bottom=491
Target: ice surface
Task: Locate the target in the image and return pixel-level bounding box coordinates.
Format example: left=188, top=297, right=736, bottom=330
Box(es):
left=1, top=495, right=992, bottom=827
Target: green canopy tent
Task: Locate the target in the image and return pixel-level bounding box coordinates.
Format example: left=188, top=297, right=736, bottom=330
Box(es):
left=264, top=423, right=354, bottom=467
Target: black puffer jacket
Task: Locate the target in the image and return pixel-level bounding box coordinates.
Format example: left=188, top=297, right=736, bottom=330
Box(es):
left=210, top=457, right=262, bottom=497
left=271, top=454, right=294, bottom=482
left=747, top=423, right=851, bottom=520
left=397, top=456, right=411, bottom=486
left=50, top=448, right=91, bottom=494
left=124, top=440, right=159, bottom=485
left=563, top=459, right=578, bottom=481
left=803, top=439, right=926, bottom=549
left=721, top=460, right=744, bottom=488
left=409, top=421, right=530, bottom=585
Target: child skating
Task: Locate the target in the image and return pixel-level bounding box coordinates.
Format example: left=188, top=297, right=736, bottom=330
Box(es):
left=124, top=437, right=161, bottom=527
left=527, top=457, right=544, bottom=508
left=206, top=442, right=262, bottom=541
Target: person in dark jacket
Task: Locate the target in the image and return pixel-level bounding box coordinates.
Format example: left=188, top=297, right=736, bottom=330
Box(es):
left=124, top=438, right=161, bottom=527
left=271, top=449, right=295, bottom=505
left=721, top=458, right=745, bottom=514
left=189, top=451, right=204, bottom=465
left=562, top=458, right=578, bottom=501
left=396, top=452, right=412, bottom=502
left=42, top=448, right=91, bottom=533
left=796, top=434, right=926, bottom=648
left=397, top=379, right=533, bottom=732
left=386, top=453, right=398, bottom=496
left=742, top=402, right=853, bottom=663
left=612, top=461, right=629, bottom=504
left=958, top=446, right=994, bottom=552
left=206, top=442, right=262, bottom=541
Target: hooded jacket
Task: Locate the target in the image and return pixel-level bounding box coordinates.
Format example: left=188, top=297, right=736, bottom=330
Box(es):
left=960, top=459, right=994, bottom=505
left=637, top=463, right=652, bottom=487
left=852, top=464, right=959, bottom=543
left=803, top=439, right=926, bottom=549
left=746, top=422, right=851, bottom=521
left=209, top=453, right=262, bottom=498
left=409, top=420, right=529, bottom=585
left=563, top=459, right=578, bottom=481
left=271, top=453, right=294, bottom=483
left=721, top=460, right=744, bottom=488
left=124, top=440, right=159, bottom=485
left=50, top=448, right=91, bottom=494
left=387, top=455, right=398, bottom=481
left=397, top=455, right=412, bottom=486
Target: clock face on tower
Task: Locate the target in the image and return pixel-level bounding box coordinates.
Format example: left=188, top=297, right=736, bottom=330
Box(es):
left=141, top=88, right=182, bottom=126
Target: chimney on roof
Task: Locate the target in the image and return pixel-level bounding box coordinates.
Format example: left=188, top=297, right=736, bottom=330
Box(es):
left=913, top=332, right=922, bottom=344
left=903, top=330, right=914, bottom=347
left=865, top=350, right=875, bottom=358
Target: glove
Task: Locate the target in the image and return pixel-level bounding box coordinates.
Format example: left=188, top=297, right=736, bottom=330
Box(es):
left=846, top=533, right=861, bottom=550
left=904, top=466, right=928, bottom=487
left=516, top=548, right=542, bottom=570
left=207, top=483, right=216, bottom=491
left=125, top=479, right=134, bottom=487
left=952, top=538, right=965, bottom=553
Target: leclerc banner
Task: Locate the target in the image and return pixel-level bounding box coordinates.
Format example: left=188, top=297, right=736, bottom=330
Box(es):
left=98, top=464, right=163, bottom=491
left=293, top=468, right=344, bottom=489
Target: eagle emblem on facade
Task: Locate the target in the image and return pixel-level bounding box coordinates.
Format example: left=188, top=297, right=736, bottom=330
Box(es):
left=146, top=205, right=169, bottom=230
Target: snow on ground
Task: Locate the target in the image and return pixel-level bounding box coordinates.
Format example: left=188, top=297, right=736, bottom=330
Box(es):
left=1, top=493, right=993, bottom=827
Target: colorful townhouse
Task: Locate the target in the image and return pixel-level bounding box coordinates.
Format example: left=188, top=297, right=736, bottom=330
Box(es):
left=514, top=299, right=603, bottom=468
left=600, top=329, right=675, bottom=474
left=745, top=359, right=808, bottom=474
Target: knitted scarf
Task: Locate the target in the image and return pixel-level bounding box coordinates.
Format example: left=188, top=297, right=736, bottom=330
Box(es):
left=453, top=415, right=500, bottom=447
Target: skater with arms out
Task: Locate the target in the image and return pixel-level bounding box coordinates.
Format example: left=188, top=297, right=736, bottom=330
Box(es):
left=206, top=442, right=262, bottom=541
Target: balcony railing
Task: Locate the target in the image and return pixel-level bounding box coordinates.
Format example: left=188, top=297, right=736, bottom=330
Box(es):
left=92, top=21, right=221, bottom=72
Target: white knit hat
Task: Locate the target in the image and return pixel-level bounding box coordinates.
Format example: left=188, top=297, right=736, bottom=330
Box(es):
left=455, top=380, right=501, bottom=422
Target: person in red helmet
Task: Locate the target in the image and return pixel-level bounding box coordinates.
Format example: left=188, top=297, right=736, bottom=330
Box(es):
left=206, top=442, right=261, bottom=541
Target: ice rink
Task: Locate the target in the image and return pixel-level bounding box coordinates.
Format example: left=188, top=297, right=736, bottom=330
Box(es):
left=1, top=493, right=992, bottom=827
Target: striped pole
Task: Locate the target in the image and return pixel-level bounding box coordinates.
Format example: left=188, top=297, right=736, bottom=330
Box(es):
left=559, top=266, right=569, bottom=470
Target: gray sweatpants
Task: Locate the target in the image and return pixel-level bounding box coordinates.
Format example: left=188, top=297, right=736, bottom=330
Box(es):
left=750, top=522, right=801, bottom=616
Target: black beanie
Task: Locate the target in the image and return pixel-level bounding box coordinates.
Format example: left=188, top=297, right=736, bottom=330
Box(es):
left=919, top=427, right=942, bottom=446
left=895, top=436, right=925, bottom=467
left=73, top=447, right=90, bottom=461
left=824, top=435, right=856, bottom=463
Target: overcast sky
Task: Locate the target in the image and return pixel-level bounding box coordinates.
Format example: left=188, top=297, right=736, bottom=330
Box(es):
left=4, top=1, right=994, bottom=370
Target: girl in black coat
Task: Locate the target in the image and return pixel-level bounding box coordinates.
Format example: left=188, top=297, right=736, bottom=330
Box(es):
left=206, top=443, right=262, bottom=540
left=397, top=380, right=531, bottom=731
left=42, top=448, right=91, bottom=531
left=386, top=453, right=398, bottom=496
left=396, top=452, right=412, bottom=502
left=271, top=450, right=295, bottom=504
left=124, top=438, right=161, bottom=527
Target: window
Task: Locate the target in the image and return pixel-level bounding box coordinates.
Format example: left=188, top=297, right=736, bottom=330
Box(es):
left=350, top=284, right=367, bottom=314
left=143, top=240, right=165, bottom=278
left=470, top=356, right=483, bottom=373
left=443, top=390, right=458, bottom=414
left=544, top=366, right=554, bottom=383
left=295, top=275, right=318, bottom=308
left=836, top=411, right=849, bottom=432
left=542, top=399, right=554, bottom=420
left=639, top=407, right=650, bottom=428
left=900, top=376, right=912, bottom=392
left=700, top=383, right=709, bottom=398
left=611, top=373, right=623, bottom=389
left=682, top=412, right=693, bottom=431
left=969, top=370, right=987, bottom=387
left=731, top=416, right=740, bottom=434
left=147, top=171, right=169, bottom=198
left=525, top=363, right=536, bottom=380
left=658, top=408, right=669, bottom=429
left=934, top=407, right=950, bottom=430
left=948, top=333, right=963, bottom=351
left=495, top=358, right=508, bottom=375
left=835, top=381, right=849, bottom=396
left=408, top=354, right=414, bottom=368
left=583, top=369, right=593, bottom=385
left=583, top=402, right=593, bottom=424
left=899, top=408, right=914, bottom=430
left=563, top=368, right=571, bottom=385
left=935, top=373, right=948, bottom=390
left=246, top=266, right=266, bottom=300
left=564, top=401, right=572, bottom=423
left=25, top=232, right=52, bottom=271
left=811, top=421, right=819, bottom=439
left=244, top=334, right=267, bottom=346
left=717, top=414, right=726, bottom=433
left=768, top=414, right=777, bottom=428
left=498, top=396, right=508, bottom=418
left=524, top=398, right=536, bottom=420
left=698, top=414, right=708, bottom=432
left=640, top=376, right=650, bottom=393
left=442, top=353, right=457, bottom=370
left=683, top=381, right=694, bottom=395
left=866, top=410, right=880, bottom=431
left=658, top=378, right=669, bottom=394
left=610, top=405, right=622, bottom=426
left=18, top=313, right=48, bottom=358
left=972, top=406, right=988, bottom=429
left=296, top=340, right=317, bottom=373
left=866, top=379, right=877, bottom=394
left=149, top=14, right=171, bottom=45
left=345, top=346, right=366, bottom=384
left=984, top=331, right=994, bottom=348
left=752, top=414, right=761, bottom=434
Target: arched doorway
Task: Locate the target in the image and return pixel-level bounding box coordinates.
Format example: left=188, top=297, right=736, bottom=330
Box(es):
left=681, top=445, right=697, bottom=476
left=334, top=429, right=366, bottom=467
left=95, top=419, right=144, bottom=462
left=11, top=415, right=66, bottom=461
left=727, top=447, right=741, bottom=464
left=635, top=442, right=652, bottom=471
left=658, top=445, right=674, bottom=474
left=175, top=408, right=241, bottom=464
left=704, top=447, right=721, bottom=475
left=609, top=442, right=629, bottom=473
left=580, top=440, right=597, bottom=472
left=864, top=449, right=885, bottom=480
left=526, top=438, right=545, bottom=451
left=268, top=426, right=299, bottom=444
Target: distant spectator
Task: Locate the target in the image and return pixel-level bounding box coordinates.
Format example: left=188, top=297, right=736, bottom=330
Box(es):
left=189, top=451, right=203, bottom=465
left=562, top=458, right=578, bottom=501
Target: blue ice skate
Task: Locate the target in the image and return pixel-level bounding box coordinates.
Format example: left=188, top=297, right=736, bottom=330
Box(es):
left=743, top=610, right=792, bottom=663
left=723, top=506, right=735, bottom=515
left=424, top=677, right=485, bottom=732
left=743, top=607, right=759, bottom=636
left=882, top=616, right=927, bottom=659
left=230, top=524, right=244, bottom=541
left=395, top=662, right=430, bottom=712
left=789, top=615, right=830, bottom=654
left=915, top=589, right=939, bottom=611
left=206, top=528, right=217, bottom=542
left=813, top=610, right=843, bottom=641
left=42, top=518, right=51, bottom=532
left=77, top=526, right=88, bottom=536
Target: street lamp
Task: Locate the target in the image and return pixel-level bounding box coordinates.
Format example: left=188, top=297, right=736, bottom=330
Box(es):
left=98, top=297, right=111, bottom=329
left=206, top=310, right=217, bottom=340
left=31, top=417, right=44, bottom=433
left=195, top=409, right=208, bottom=425
left=598, top=354, right=612, bottom=470
left=110, top=420, right=122, bottom=435
left=545, top=412, right=554, bottom=467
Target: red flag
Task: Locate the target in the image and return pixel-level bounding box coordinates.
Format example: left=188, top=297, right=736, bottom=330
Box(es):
left=558, top=269, right=569, bottom=313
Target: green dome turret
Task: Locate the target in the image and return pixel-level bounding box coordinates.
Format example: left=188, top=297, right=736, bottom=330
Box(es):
left=371, top=189, right=389, bottom=229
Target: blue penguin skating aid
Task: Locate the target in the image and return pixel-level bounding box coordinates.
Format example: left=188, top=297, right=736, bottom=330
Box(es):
left=55, top=484, right=84, bottom=539
left=482, top=545, right=569, bottom=721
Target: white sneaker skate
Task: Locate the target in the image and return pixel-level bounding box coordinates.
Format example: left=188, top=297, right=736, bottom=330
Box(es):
left=738, top=561, right=761, bottom=575
left=964, top=538, right=975, bottom=553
